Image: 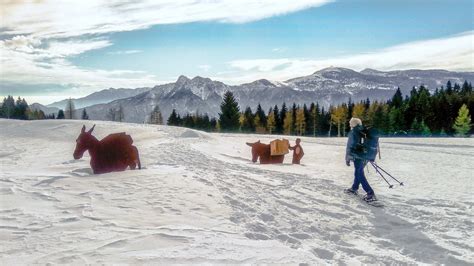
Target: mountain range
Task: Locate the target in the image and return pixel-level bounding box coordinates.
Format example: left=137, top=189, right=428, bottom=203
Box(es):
left=39, top=67, right=473, bottom=123
left=47, top=87, right=151, bottom=109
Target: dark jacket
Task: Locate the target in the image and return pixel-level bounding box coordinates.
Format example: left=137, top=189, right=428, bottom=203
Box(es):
left=346, top=125, right=362, bottom=162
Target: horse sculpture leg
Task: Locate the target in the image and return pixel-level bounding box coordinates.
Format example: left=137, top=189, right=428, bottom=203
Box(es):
left=129, top=145, right=141, bottom=170
left=278, top=155, right=285, bottom=163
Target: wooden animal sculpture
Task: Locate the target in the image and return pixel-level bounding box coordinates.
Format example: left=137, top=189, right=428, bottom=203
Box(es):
left=246, top=140, right=285, bottom=164
left=289, top=138, right=304, bottom=164
left=73, top=125, right=141, bottom=174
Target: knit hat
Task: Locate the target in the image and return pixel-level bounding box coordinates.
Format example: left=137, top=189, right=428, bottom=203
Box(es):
left=349, top=117, right=362, bottom=128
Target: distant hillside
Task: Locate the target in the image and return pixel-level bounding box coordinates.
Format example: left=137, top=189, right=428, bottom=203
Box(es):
left=76, top=67, right=473, bottom=123
left=29, top=103, right=59, bottom=115
left=47, top=87, right=151, bottom=109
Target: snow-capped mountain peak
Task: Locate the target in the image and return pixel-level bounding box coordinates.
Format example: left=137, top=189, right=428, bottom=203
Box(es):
left=59, top=67, right=472, bottom=123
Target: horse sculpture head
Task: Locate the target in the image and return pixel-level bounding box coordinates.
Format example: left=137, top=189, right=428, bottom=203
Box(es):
left=246, top=140, right=262, bottom=163
left=73, top=125, right=96, bottom=159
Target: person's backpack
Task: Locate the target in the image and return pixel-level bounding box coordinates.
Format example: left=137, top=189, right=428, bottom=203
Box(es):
left=352, top=126, right=380, bottom=161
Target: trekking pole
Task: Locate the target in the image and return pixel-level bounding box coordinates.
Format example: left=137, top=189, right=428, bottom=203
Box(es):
left=369, top=161, right=394, bottom=188
left=372, top=162, right=404, bottom=186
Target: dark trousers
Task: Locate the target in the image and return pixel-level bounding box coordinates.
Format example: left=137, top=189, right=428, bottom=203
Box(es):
left=351, top=159, right=374, bottom=195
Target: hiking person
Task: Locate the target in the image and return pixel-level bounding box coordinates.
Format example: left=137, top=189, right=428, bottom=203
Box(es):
left=344, top=118, right=376, bottom=202
left=289, top=138, right=304, bottom=164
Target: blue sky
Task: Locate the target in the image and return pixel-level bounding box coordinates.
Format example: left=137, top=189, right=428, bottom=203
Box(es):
left=0, top=0, right=473, bottom=104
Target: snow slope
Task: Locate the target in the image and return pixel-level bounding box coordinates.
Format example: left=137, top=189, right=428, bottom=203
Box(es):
left=0, top=119, right=472, bottom=264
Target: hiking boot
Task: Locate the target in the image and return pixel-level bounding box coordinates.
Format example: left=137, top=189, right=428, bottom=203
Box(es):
left=363, top=193, right=377, bottom=202
left=344, top=188, right=358, bottom=195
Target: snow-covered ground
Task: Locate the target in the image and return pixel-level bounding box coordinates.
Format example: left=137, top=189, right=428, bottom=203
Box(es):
left=1, top=119, right=472, bottom=264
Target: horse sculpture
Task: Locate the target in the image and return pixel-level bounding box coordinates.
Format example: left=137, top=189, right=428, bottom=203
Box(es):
left=73, top=125, right=141, bottom=174
left=246, top=140, right=285, bottom=164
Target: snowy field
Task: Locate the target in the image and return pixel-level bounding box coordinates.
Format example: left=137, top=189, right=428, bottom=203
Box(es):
left=0, top=119, right=473, bottom=264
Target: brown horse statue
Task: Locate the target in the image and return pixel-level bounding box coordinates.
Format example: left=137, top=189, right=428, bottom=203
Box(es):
left=246, top=140, right=285, bottom=164
left=73, top=125, right=141, bottom=174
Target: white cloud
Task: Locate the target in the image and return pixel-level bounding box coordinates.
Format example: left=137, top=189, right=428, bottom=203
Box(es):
left=1, top=0, right=333, bottom=39
left=46, top=39, right=113, bottom=57
left=230, top=59, right=293, bottom=72
left=107, top=50, right=143, bottom=55
left=0, top=39, right=161, bottom=96
left=225, top=31, right=474, bottom=83
left=0, top=0, right=332, bottom=99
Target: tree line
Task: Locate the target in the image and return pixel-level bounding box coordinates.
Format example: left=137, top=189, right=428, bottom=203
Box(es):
left=0, top=97, right=89, bottom=120
left=2, top=80, right=472, bottom=136
left=168, top=81, right=473, bottom=137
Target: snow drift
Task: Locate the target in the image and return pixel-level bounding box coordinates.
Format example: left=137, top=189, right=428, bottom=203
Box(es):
left=0, top=119, right=472, bottom=264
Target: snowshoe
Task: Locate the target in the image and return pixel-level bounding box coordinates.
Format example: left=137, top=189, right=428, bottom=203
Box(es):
left=344, top=188, right=358, bottom=195
left=362, top=194, right=383, bottom=207
left=363, top=193, right=377, bottom=202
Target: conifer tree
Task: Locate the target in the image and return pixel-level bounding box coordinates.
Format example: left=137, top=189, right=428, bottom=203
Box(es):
left=461, top=80, right=472, bottom=95
left=81, top=109, right=89, bottom=120
left=183, top=114, right=195, bottom=128
left=210, top=118, right=217, bottom=131
left=364, top=98, right=371, bottom=110
left=200, top=114, right=212, bottom=131
left=446, top=80, right=453, bottom=94
left=388, top=107, right=404, bottom=134
left=390, top=88, right=403, bottom=108
left=345, top=98, right=354, bottom=135
left=277, top=103, right=287, bottom=134
left=272, top=105, right=280, bottom=133
left=2, top=96, right=15, bottom=118
left=167, top=109, right=180, bottom=126
left=218, top=91, right=240, bottom=132
left=255, top=103, right=267, bottom=128
left=310, top=103, right=318, bottom=136
left=453, top=104, right=472, bottom=136
left=454, top=83, right=461, bottom=93
left=14, top=97, right=29, bottom=120
left=14, top=97, right=21, bottom=119
left=416, top=86, right=432, bottom=124
left=303, top=104, right=311, bottom=136
left=57, top=109, right=65, bottom=119
left=369, top=102, right=389, bottom=134
left=241, top=107, right=255, bottom=132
